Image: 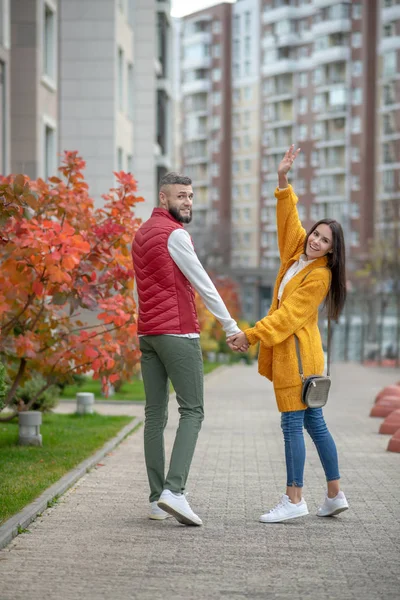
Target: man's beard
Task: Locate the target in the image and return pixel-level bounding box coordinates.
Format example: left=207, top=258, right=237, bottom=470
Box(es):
left=168, top=205, right=192, bottom=224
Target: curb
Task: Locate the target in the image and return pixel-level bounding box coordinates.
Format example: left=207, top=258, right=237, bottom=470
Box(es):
left=0, top=416, right=142, bottom=551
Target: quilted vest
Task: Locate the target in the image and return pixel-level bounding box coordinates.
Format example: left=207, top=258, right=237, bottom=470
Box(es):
left=131, top=208, right=200, bottom=335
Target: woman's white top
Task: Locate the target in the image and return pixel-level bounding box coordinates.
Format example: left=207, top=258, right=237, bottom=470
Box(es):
left=278, top=254, right=316, bottom=301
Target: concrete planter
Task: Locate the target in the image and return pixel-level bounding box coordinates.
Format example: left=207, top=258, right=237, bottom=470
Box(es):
left=18, top=411, right=42, bottom=446
left=76, top=392, right=95, bottom=415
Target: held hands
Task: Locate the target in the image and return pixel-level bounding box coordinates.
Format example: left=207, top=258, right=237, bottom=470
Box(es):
left=277, top=145, right=301, bottom=188
left=226, top=331, right=249, bottom=353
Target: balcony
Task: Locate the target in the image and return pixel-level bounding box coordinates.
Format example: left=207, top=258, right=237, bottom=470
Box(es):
left=317, top=165, right=346, bottom=175
left=182, top=31, right=212, bottom=46
left=266, top=118, right=294, bottom=130
left=311, top=19, right=351, bottom=37
left=379, top=36, right=400, bottom=54
left=316, top=105, right=347, bottom=120
left=262, top=6, right=293, bottom=24
left=382, top=4, right=400, bottom=23
left=315, top=138, right=345, bottom=148
left=313, top=46, right=350, bottom=65
left=265, top=92, right=293, bottom=103
left=262, top=59, right=297, bottom=77
left=313, top=0, right=344, bottom=7
left=182, top=55, right=212, bottom=71
left=182, top=79, right=211, bottom=96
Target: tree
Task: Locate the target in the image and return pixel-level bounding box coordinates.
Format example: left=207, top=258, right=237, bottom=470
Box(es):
left=0, top=151, right=143, bottom=420
left=195, top=273, right=242, bottom=356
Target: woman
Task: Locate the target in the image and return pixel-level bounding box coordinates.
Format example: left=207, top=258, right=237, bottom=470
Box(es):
left=231, top=146, right=349, bottom=523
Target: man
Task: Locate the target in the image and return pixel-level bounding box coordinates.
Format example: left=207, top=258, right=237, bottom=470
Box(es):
left=131, top=173, right=244, bottom=526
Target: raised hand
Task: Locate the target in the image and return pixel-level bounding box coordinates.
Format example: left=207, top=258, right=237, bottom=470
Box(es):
left=277, top=145, right=301, bottom=177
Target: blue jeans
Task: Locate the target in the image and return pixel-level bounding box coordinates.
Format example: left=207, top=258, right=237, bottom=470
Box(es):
left=281, top=408, right=340, bottom=488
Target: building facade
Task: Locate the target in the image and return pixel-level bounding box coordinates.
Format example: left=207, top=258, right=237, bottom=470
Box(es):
left=0, top=0, right=10, bottom=176
left=181, top=2, right=233, bottom=267
left=376, top=0, right=400, bottom=239
left=1, top=1, right=174, bottom=220
left=260, top=0, right=378, bottom=277
left=10, top=0, right=59, bottom=179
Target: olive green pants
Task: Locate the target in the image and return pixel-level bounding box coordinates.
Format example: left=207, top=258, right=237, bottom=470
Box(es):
left=139, top=335, right=204, bottom=502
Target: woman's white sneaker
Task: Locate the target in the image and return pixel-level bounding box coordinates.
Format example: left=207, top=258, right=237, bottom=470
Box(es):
left=148, top=501, right=171, bottom=520
left=260, top=494, right=309, bottom=523
left=317, top=491, right=349, bottom=517
left=157, top=489, right=203, bottom=526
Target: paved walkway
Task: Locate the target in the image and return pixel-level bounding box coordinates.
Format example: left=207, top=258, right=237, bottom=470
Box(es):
left=1, top=363, right=399, bottom=600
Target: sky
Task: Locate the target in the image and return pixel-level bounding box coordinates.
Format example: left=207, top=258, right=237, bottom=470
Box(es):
left=171, top=0, right=236, bottom=18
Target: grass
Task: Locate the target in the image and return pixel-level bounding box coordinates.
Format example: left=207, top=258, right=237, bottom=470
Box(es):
left=0, top=412, right=133, bottom=525
left=60, top=360, right=224, bottom=401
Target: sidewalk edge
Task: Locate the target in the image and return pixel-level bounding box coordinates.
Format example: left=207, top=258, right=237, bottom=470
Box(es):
left=0, top=416, right=142, bottom=551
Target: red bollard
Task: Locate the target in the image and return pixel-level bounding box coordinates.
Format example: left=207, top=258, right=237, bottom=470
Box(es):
left=375, top=385, right=400, bottom=403
left=370, top=397, right=400, bottom=418
left=387, top=429, right=400, bottom=453
left=379, top=410, right=400, bottom=435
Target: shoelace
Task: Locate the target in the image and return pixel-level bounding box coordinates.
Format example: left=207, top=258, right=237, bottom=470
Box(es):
left=268, top=496, right=289, bottom=514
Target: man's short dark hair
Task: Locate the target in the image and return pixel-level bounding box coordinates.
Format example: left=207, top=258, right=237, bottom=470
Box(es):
left=159, top=172, right=192, bottom=191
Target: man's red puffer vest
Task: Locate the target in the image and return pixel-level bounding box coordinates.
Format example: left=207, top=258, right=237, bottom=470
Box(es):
left=131, top=208, right=200, bottom=335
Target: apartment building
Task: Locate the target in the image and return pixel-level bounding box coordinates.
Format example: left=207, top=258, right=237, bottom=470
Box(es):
left=260, top=0, right=378, bottom=276
left=0, top=0, right=9, bottom=176
left=10, top=0, right=58, bottom=179
left=230, top=0, right=262, bottom=319
left=131, top=0, right=174, bottom=219
left=181, top=2, right=232, bottom=267
left=376, top=0, right=400, bottom=238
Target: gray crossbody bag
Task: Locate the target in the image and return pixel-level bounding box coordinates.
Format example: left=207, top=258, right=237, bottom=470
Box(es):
left=294, top=317, right=331, bottom=409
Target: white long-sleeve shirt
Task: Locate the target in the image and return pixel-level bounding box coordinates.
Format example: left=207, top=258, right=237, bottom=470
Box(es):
left=134, top=228, right=241, bottom=338
left=278, top=254, right=316, bottom=301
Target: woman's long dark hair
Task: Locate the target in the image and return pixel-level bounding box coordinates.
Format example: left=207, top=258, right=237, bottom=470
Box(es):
left=304, top=219, right=347, bottom=321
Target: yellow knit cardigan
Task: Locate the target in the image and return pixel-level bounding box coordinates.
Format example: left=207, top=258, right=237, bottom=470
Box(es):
left=245, top=185, right=331, bottom=412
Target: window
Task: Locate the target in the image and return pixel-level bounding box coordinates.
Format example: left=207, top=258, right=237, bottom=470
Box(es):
left=117, top=147, right=123, bottom=171
left=245, top=11, right=251, bottom=33
left=351, top=175, right=360, bottom=190
left=299, top=72, right=308, bottom=88
left=353, top=3, right=362, bottom=19
left=212, top=44, right=221, bottom=58
left=244, top=208, right=251, bottom=222
left=352, top=61, right=362, bottom=77
left=245, top=36, right=251, bottom=58
left=383, top=51, right=397, bottom=77
left=313, top=122, right=323, bottom=139
left=43, top=3, right=56, bottom=81
left=299, top=97, right=308, bottom=115
left=311, top=180, right=320, bottom=194
left=311, top=150, right=319, bottom=167
left=118, top=48, right=124, bottom=111
left=352, top=32, right=362, bottom=48
left=351, top=116, right=361, bottom=134
left=244, top=61, right=251, bottom=76
left=244, top=86, right=252, bottom=101
left=383, top=170, right=395, bottom=192
left=212, top=68, right=221, bottom=82
left=127, top=63, right=133, bottom=118
left=244, top=159, right=251, bottom=172
left=212, top=20, right=221, bottom=34
left=352, top=88, right=362, bottom=105
left=212, top=91, right=221, bottom=105
left=350, top=231, right=359, bottom=247
left=298, top=124, right=308, bottom=140
left=351, top=147, right=360, bottom=162
left=44, top=122, right=56, bottom=180
left=350, top=203, right=360, bottom=219
left=127, top=154, right=133, bottom=173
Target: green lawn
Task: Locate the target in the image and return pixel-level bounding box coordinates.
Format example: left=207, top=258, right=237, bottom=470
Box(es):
left=60, top=360, right=223, bottom=401
left=0, top=413, right=134, bottom=525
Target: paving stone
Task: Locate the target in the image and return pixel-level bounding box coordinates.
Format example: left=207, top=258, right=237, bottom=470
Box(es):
left=0, top=363, right=399, bottom=600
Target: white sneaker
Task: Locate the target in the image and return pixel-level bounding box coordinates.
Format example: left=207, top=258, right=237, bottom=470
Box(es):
left=148, top=501, right=171, bottom=520
left=260, top=494, right=309, bottom=523
left=157, top=489, right=203, bottom=526
left=317, top=491, right=349, bottom=517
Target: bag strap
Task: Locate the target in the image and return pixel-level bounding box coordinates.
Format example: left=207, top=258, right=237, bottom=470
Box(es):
left=293, top=267, right=332, bottom=381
